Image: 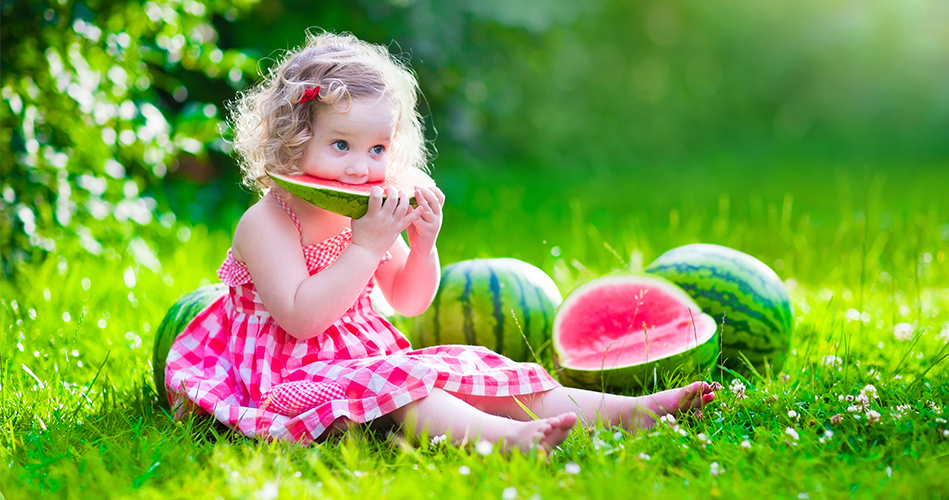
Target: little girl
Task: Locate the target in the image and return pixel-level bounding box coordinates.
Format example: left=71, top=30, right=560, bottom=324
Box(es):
left=165, top=31, right=715, bottom=452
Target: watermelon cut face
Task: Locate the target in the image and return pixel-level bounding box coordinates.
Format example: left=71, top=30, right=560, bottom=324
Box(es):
left=553, top=275, right=718, bottom=392
left=268, top=168, right=436, bottom=218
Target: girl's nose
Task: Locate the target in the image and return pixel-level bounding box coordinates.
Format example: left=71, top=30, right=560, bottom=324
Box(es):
left=346, top=157, right=369, bottom=177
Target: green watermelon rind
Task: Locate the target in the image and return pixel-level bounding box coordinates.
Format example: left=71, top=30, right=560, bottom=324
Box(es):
left=558, top=328, right=720, bottom=393
left=552, top=274, right=719, bottom=392
left=644, top=243, right=793, bottom=376
left=153, top=284, right=228, bottom=406
left=268, top=169, right=435, bottom=219
left=411, top=258, right=562, bottom=363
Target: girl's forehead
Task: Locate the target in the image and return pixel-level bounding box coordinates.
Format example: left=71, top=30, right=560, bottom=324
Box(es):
left=315, top=98, right=396, bottom=135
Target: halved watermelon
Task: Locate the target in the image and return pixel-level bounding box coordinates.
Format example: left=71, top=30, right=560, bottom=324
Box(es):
left=268, top=168, right=436, bottom=218
left=553, top=275, right=718, bottom=392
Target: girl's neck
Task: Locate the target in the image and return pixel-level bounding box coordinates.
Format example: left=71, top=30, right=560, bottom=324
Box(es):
left=273, top=191, right=350, bottom=243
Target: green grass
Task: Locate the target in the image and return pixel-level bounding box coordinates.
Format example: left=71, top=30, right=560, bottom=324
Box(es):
left=2, top=159, right=948, bottom=499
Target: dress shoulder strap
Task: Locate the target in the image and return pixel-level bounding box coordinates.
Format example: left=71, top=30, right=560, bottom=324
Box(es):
left=271, top=192, right=304, bottom=242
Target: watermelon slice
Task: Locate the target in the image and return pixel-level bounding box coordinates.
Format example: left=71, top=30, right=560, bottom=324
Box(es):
left=553, top=275, right=719, bottom=392
left=268, top=168, right=436, bottom=218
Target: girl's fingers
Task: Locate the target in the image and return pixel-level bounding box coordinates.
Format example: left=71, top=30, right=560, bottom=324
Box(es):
left=431, top=186, right=445, bottom=207
left=416, top=187, right=442, bottom=218
left=415, top=188, right=433, bottom=219
left=399, top=207, right=422, bottom=230
left=384, top=187, right=401, bottom=215
left=367, top=187, right=384, bottom=214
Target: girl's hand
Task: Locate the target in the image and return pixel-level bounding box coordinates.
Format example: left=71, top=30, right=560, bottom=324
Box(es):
left=351, top=187, right=420, bottom=258
left=405, top=186, right=445, bottom=255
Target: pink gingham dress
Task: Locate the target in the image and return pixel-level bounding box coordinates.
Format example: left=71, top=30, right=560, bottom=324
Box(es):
left=164, top=195, right=559, bottom=444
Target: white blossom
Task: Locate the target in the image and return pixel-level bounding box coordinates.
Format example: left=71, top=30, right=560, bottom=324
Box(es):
left=893, top=322, right=914, bottom=341
left=785, top=427, right=800, bottom=441
left=564, top=462, right=581, bottom=475
left=822, top=355, right=843, bottom=367
left=709, top=462, right=724, bottom=476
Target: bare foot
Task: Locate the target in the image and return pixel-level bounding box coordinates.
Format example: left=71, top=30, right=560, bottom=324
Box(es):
left=504, top=412, right=578, bottom=453
left=624, top=381, right=715, bottom=430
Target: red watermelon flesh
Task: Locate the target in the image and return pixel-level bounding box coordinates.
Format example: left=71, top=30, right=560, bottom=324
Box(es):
left=554, top=275, right=719, bottom=390
left=268, top=168, right=435, bottom=218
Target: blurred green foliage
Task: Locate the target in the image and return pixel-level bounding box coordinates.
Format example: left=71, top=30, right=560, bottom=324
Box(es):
left=225, top=0, right=948, bottom=165
left=0, top=0, right=260, bottom=276
left=3, top=0, right=947, bottom=276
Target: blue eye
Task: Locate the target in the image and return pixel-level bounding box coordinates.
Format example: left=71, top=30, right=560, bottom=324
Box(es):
left=370, top=145, right=385, bottom=155
left=332, top=140, right=349, bottom=151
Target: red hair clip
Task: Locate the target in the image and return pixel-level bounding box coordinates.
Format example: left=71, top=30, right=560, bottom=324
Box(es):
left=299, top=86, right=321, bottom=104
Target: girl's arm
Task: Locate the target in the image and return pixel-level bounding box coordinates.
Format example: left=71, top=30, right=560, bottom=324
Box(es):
left=235, top=189, right=418, bottom=340
left=374, top=187, right=445, bottom=316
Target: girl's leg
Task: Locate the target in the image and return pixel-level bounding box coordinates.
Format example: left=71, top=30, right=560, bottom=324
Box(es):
left=387, top=388, right=577, bottom=453
left=460, top=381, right=715, bottom=431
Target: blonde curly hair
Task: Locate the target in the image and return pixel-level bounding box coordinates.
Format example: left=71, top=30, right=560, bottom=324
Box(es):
left=230, top=31, right=429, bottom=192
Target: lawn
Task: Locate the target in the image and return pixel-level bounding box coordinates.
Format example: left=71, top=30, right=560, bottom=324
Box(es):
left=2, top=158, right=948, bottom=499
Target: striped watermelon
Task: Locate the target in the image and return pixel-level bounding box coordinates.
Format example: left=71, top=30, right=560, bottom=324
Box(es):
left=268, top=168, right=435, bottom=218
left=553, top=275, right=719, bottom=392
left=409, top=258, right=562, bottom=362
left=644, top=244, right=793, bottom=377
left=152, top=284, right=227, bottom=406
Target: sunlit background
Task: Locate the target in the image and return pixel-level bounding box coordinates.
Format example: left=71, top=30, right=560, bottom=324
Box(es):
left=2, top=0, right=947, bottom=274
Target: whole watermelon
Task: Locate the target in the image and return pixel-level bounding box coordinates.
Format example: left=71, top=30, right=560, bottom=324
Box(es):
left=153, top=284, right=227, bottom=406
left=410, top=258, right=562, bottom=362
left=644, top=244, right=793, bottom=377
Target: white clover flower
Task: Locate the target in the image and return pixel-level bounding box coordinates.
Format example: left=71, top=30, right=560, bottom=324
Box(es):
left=709, top=462, right=724, bottom=476
left=458, top=465, right=471, bottom=476
left=697, top=433, right=710, bottom=446
left=638, top=452, right=651, bottom=461
left=943, top=430, right=949, bottom=438
left=659, top=414, right=676, bottom=425
left=863, top=385, right=878, bottom=398
left=730, top=379, right=747, bottom=401
left=893, top=322, right=914, bottom=341
left=798, top=493, right=810, bottom=499
left=476, top=440, right=494, bottom=456
left=938, top=324, right=949, bottom=344
left=430, top=434, right=447, bottom=446
left=788, top=410, right=799, bottom=420
left=741, top=440, right=751, bottom=449
left=564, top=462, right=581, bottom=475
left=676, top=427, right=688, bottom=437
left=824, top=430, right=834, bottom=439
left=502, top=486, right=518, bottom=500
left=866, top=410, right=881, bottom=424
left=886, top=466, right=892, bottom=477
left=785, top=427, right=800, bottom=441
left=822, top=355, right=843, bottom=367
left=845, top=309, right=862, bottom=322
